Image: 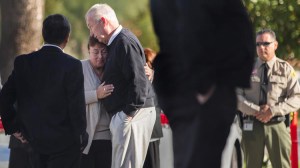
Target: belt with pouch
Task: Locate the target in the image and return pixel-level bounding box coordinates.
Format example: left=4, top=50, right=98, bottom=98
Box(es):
left=243, top=115, right=286, bottom=125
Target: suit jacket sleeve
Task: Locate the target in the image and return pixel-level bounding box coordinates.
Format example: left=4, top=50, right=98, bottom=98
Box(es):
left=65, top=60, right=87, bottom=137
left=0, top=60, right=19, bottom=135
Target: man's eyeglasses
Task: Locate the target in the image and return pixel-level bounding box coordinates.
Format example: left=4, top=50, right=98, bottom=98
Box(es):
left=256, top=41, right=274, bottom=47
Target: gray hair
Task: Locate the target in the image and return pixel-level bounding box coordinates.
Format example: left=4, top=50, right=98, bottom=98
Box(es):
left=85, top=4, right=119, bottom=25
left=256, top=28, right=276, bottom=40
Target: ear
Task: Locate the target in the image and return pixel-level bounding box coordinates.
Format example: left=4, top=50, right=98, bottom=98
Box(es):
left=63, top=33, right=70, bottom=45
left=274, top=40, right=278, bottom=50
left=60, top=33, right=70, bottom=49
left=100, top=17, right=106, bottom=25
left=66, top=33, right=70, bottom=43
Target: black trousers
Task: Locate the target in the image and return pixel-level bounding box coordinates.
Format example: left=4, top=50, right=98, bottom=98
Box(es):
left=160, top=86, right=236, bottom=168
left=30, top=144, right=81, bottom=168
left=80, top=140, right=112, bottom=168
left=9, top=147, right=34, bottom=168
left=143, top=140, right=160, bottom=168
left=8, top=136, right=34, bottom=168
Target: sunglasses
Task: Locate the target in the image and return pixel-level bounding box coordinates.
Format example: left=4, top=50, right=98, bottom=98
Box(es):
left=256, top=41, right=274, bottom=47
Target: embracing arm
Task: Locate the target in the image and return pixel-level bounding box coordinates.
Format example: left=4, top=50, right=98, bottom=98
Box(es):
left=85, top=82, right=114, bottom=105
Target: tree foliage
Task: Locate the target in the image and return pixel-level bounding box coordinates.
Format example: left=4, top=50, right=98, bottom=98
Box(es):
left=3, top=0, right=298, bottom=64
left=244, top=0, right=300, bottom=59
left=45, top=0, right=158, bottom=59
left=45, top=0, right=300, bottom=59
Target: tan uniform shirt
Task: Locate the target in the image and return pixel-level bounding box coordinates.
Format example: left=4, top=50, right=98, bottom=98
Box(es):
left=237, top=56, right=300, bottom=116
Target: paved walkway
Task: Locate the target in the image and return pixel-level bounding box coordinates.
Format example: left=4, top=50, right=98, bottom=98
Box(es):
left=0, top=126, right=174, bottom=168
left=1, top=125, right=297, bottom=168
left=0, top=133, right=9, bottom=168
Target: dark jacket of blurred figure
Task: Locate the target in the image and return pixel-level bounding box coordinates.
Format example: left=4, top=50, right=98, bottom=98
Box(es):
left=150, top=0, right=255, bottom=167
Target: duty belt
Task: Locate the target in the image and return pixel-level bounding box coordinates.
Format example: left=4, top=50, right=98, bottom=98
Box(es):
left=244, top=115, right=286, bottom=125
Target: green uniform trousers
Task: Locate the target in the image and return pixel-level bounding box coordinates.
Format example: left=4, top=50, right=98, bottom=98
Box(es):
left=241, top=119, right=291, bottom=168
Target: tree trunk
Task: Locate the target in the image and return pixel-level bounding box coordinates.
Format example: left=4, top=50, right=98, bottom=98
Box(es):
left=0, top=0, right=44, bottom=83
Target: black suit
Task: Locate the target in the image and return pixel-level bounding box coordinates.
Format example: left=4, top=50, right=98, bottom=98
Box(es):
left=0, top=46, right=87, bottom=168
left=151, top=0, right=255, bottom=167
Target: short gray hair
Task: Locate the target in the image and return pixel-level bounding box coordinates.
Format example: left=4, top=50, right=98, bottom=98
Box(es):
left=256, top=28, right=276, bottom=40
left=85, top=4, right=119, bottom=25
left=85, top=4, right=119, bottom=24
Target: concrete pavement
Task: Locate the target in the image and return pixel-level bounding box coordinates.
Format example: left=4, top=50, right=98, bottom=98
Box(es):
left=0, top=126, right=174, bottom=168
left=2, top=125, right=297, bottom=168
left=0, top=133, right=9, bottom=168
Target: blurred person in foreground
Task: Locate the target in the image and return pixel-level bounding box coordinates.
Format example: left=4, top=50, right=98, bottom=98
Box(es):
left=85, top=4, right=156, bottom=168
left=80, top=36, right=114, bottom=168
left=150, top=0, right=255, bottom=167
left=237, top=29, right=300, bottom=168
left=143, top=48, right=163, bottom=168
left=0, top=14, right=88, bottom=168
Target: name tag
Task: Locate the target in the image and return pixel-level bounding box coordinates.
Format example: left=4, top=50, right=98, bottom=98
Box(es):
left=243, top=120, right=253, bottom=131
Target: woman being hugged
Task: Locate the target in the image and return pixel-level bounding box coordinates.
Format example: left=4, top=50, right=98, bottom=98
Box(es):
left=80, top=36, right=114, bottom=168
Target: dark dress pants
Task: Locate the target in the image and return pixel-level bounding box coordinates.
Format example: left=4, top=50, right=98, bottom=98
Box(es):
left=9, top=147, right=34, bottom=168
left=160, top=85, right=236, bottom=168
left=8, top=136, right=34, bottom=168
left=80, top=140, right=112, bottom=168
left=143, top=140, right=160, bottom=168
left=30, top=143, right=81, bottom=168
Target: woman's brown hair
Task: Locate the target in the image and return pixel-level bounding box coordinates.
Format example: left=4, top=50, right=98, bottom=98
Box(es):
left=144, top=48, right=157, bottom=69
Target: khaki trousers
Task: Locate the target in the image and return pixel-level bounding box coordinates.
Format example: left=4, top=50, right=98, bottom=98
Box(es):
left=110, top=107, right=156, bottom=168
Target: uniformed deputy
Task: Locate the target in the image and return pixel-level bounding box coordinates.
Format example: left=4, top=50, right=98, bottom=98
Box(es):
left=237, top=28, right=300, bottom=168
